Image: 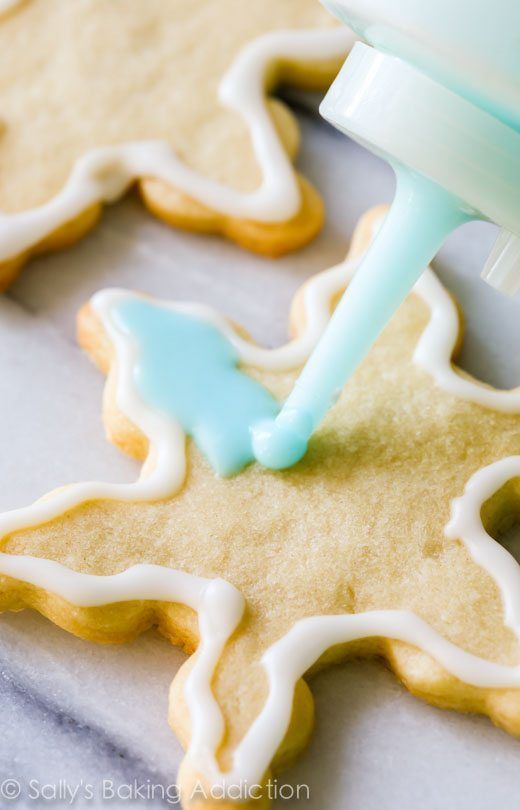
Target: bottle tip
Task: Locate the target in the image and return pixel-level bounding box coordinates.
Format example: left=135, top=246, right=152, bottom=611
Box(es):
left=251, top=410, right=311, bottom=470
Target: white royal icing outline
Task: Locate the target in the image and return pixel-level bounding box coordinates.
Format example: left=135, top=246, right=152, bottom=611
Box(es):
left=0, top=22, right=353, bottom=262
left=0, top=220, right=518, bottom=791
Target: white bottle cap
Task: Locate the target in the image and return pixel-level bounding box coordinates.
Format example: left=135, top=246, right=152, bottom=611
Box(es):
left=321, top=43, right=520, bottom=295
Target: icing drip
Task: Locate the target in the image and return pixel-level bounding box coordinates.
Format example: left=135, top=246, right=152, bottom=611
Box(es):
left=0, top=218, right=517, bottom=792
left=0, top=27, right=354, bottom=261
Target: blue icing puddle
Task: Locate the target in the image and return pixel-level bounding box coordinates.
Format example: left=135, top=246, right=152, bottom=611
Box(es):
left=113, top=298, right=280, bottom=476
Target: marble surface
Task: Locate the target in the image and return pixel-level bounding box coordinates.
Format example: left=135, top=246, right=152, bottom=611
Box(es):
left=0, top=102, right=519, bottom=809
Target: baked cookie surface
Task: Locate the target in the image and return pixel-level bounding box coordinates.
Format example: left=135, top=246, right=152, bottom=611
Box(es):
left=0, top=208, right=518, bottom=808
left=0, top=0, right=351, bottom=287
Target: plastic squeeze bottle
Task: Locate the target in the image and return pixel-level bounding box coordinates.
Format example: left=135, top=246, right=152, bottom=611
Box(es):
left=252, top=0, right=520, bottom=470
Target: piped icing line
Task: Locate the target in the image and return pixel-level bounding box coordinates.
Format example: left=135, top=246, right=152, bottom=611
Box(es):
left=0, top=218, right=518, bottom=790
left=0, top=552, right=246, bottom=784
left=0, top=295, right=187, bottom=540
left=445, top=456, right=520, bottom=636
left=234, top=605, right=520, bottom=788
left=413, top=272, right=520, bottom=411
left=0, top=26, right=354, bottom=262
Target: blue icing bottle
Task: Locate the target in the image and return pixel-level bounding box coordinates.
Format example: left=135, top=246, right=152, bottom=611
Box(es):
left=113, top=298, right=279, bottom=477
left=251, top=0, right=520, bottom=471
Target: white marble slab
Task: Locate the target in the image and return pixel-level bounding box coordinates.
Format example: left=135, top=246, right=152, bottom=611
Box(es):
left=0, top=107, right=518, bottom=809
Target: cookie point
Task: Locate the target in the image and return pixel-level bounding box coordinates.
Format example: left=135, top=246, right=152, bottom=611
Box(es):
left=251, top=410, right=310, bottom=470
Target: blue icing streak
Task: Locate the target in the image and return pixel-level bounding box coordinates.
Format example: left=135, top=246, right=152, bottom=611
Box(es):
left=113, top=298, right=279, bottom=477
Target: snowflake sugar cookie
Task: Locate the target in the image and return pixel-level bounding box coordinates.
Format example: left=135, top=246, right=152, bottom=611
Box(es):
left=0, top=207, right=518, bottom=808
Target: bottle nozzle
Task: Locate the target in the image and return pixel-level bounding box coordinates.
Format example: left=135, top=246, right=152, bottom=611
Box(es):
left=481, top=229, right=520, bottom=296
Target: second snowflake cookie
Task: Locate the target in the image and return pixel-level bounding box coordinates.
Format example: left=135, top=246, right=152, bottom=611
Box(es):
left=0, top=0, right=353, bottom=288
